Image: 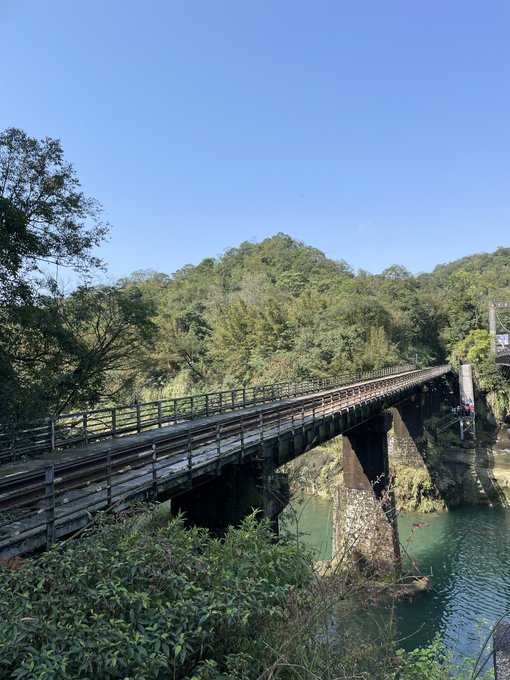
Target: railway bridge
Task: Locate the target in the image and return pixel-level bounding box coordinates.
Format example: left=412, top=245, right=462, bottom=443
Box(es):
left=0, top=364, right=451, bottom=571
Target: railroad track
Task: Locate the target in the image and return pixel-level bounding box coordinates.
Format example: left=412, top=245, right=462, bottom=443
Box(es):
left=0, top=366, right=450, bottom=557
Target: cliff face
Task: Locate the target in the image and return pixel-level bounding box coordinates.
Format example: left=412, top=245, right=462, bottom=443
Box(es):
left=282, top=439, right=343, bottom=499
left=440, top=427, right=510, bottom=506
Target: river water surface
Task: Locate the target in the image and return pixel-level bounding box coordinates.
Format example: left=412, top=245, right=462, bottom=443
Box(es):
left=281, top=496, right=510, bottom=661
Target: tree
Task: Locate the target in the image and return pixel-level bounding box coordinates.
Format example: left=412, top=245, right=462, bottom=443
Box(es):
left=0, top=285, right=156, bottom=419
left=0, top=127, right=108, bottom=300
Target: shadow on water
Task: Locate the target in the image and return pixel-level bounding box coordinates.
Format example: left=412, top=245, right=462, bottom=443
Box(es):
left=475, top=444, right=508, bottom=507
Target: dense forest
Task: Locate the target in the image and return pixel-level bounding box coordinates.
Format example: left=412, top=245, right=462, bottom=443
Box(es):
left=2, top=128, right=510, bottom=423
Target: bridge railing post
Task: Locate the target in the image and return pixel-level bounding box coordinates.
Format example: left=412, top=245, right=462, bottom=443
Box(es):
left=45, top=465, right=55, bottom=549
left=83, top=413, right=88, bottom=445
left=49, top=416, right=56, bottom=452
left=112, top=408, right=117, bottom=436
left=157, top=401, right=162, bottom=427
left=216, top=423, right=221, bottom=458
left=151, top=443, right=158, bottom=497
left=187, top=431, right=192, bottom=473
left=106, top=449, right=112, bottom=507
left=136, top=404, right=141, bottom=432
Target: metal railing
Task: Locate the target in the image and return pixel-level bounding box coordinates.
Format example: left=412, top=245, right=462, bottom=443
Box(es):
left=0, top=364, right=450, bottom=557
left=0, top=365, right=417, bottom=464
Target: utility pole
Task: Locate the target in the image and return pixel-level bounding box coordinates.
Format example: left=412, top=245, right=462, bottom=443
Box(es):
left=489, top=300, right=510, bottom=355
left=489, top=300, right=497, bottom=355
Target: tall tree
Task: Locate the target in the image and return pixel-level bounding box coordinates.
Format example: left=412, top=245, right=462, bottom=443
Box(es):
left=0, top=127, right=108, bottom=300
left=0, top=128, right=112, bottom=420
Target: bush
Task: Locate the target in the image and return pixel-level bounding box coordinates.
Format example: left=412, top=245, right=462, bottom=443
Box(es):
left=0, top=510, right=311, bottom=679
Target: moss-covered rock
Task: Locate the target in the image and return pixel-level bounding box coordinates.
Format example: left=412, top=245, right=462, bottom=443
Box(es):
left=391, top=463, right=446, bottom=513
left=282, top=437, right=343, bottom=499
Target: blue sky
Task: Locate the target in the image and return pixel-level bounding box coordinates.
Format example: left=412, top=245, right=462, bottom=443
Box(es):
left=2, top=1, right=509, bottom=281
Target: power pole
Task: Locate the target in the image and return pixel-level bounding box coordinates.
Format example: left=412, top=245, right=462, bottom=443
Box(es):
left=489, top=300, right=510, bottom=355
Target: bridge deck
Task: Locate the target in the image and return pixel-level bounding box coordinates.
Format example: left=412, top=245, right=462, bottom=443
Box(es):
left=0, top=366, right=450, bottom=558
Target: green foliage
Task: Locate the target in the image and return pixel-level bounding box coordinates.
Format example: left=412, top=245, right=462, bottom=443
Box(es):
left=113, top=234, right=436, bottom=402
left=0, top=511, right=312, bottom=679
left=392, top=463, right=445, bottom=513
left=0, top=127, right=107, bottom=302
left=393, top=637, right=493, bottom=679
left=0, top=285, right=156, bottom=419
left=0, top=507, right=495, bottom=679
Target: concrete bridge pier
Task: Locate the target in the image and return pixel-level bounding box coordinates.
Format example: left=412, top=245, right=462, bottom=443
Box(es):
left=332, top=413, right=400, bottom=574
left=388, top=397, right=426, bottom=468
left=170, top=451, right=289, bottom=535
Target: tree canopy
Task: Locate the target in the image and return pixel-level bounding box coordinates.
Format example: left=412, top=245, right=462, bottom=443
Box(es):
left=0, top=128, right=154, bottom=422
left=0, top=127, right=108, bottom=301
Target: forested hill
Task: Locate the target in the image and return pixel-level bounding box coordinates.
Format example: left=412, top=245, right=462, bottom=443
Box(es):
left=418, top=246, right=510, bottom=294
left=116, top=235, right=510, bottom=407
left=3, top=230, right=510, bottom=421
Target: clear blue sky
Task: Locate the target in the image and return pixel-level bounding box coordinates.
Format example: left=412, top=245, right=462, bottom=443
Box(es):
left=2, top=1, right=509, bottom=280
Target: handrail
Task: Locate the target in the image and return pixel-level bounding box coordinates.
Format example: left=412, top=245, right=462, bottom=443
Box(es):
left=0, top=364, right=419, bottom=463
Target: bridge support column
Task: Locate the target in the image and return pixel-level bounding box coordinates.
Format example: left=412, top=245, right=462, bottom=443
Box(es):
left=170, top=454, right=289, bottom=535
left=333, top=413, right=400, bottom=574
left=388, top=397, right=426, bottom=468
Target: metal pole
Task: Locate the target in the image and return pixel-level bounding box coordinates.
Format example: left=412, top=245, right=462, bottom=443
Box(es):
left=187, top=430, right=192, bottom=471
left=489, top=301, right=497, bottom=355
left=45, top=466, right=55, bottom=549
left=50, top=417, right=56, bottom=452
left=107, top=449, right=112, bottom=507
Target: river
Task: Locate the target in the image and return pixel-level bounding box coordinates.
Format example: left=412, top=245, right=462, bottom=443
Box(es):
left=281, top=496, right=510, bottom=662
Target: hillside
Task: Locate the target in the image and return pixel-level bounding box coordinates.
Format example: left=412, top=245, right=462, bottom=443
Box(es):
left=3, top=232, right=510, bottom=420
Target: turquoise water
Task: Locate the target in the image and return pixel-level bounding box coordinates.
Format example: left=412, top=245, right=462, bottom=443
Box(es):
left=281, top=497, right=510, bottom=661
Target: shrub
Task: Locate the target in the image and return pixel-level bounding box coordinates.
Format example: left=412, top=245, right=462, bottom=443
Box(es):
left=0, top=510, right=311, bottom=679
